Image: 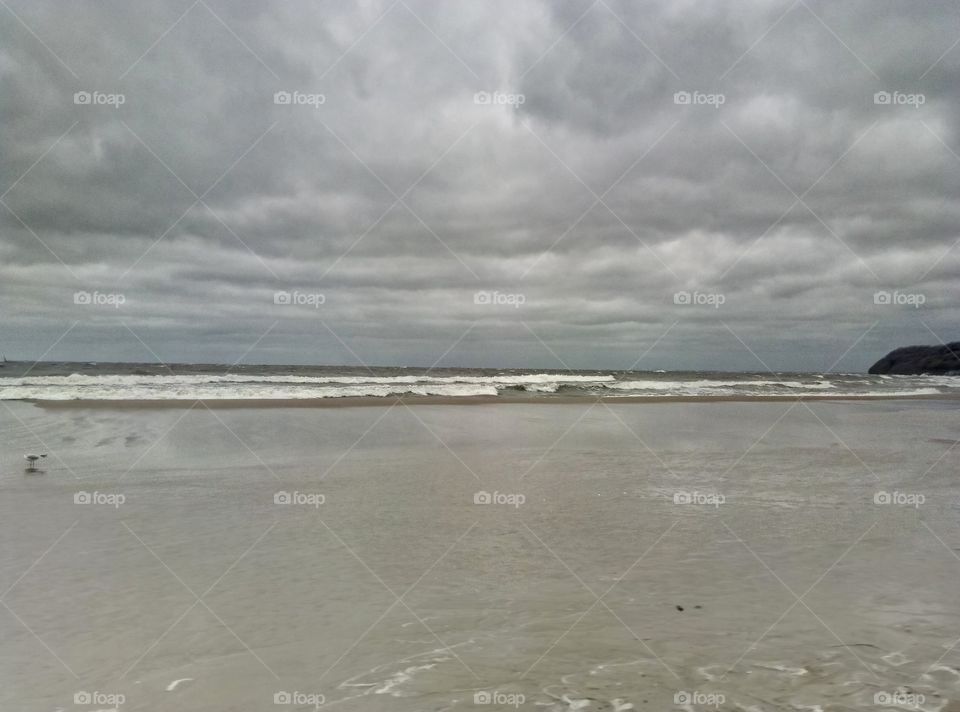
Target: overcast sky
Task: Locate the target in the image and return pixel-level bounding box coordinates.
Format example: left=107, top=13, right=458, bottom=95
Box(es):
left=1, top=0, right=958, bottom=371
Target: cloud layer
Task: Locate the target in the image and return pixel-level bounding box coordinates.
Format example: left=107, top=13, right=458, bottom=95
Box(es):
left=2, top=0, right=959, bottom=370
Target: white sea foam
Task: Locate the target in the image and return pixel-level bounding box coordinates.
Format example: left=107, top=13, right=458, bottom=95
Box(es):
left=0, top=371, right=953, bottom=401
left=0, top=382, right=502, bottom=400
left=373, top=664, right=437, bottom=695
left=3, top=373, right=613, bottom=387
left=0, top=373, right=612, bottom=400
left=606, top=379, right=834, bottom=392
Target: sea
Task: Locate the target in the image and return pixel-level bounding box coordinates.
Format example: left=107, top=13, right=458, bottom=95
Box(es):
left=0, top=361, right=955, bottom=401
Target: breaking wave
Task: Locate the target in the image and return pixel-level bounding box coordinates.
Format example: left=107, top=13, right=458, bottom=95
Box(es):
left=0, top=371, right=954, bottom=401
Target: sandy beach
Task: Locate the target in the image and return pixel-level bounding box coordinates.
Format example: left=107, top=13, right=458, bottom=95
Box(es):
left=2, top=398, right=959, bottom=711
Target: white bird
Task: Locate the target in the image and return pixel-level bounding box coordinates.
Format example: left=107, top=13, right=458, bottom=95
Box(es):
left=24, top=453, right=47, bottom=469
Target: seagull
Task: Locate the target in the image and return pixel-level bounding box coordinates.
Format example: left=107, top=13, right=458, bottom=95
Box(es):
left=24, top=453, right=47, bottom=469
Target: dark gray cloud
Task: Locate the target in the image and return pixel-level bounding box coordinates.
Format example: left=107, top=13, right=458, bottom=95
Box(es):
left=1, top=0, right=959, bottom=370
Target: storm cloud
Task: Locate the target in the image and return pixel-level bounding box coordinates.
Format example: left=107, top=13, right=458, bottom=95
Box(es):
left=1, top=0, right=959, bottom=370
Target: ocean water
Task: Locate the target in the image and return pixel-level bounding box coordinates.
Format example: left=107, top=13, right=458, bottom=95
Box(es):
left=0, top=361, right=955, bottom=400
left=2, top=399, right=959, bottom=711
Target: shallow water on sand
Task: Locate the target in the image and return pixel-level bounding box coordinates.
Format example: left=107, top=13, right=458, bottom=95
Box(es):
left=2, top=400, right=959, bottom=711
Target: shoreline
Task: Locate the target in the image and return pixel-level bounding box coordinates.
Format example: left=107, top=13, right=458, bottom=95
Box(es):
left=17, top=392, right=960, bottom=408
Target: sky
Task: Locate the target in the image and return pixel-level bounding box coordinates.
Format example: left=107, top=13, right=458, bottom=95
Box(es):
left=1, top=0, right=959, bottom=372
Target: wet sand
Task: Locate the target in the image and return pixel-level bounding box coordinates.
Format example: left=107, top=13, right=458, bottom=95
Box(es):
left=2, top=399, right=959, bottom=711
